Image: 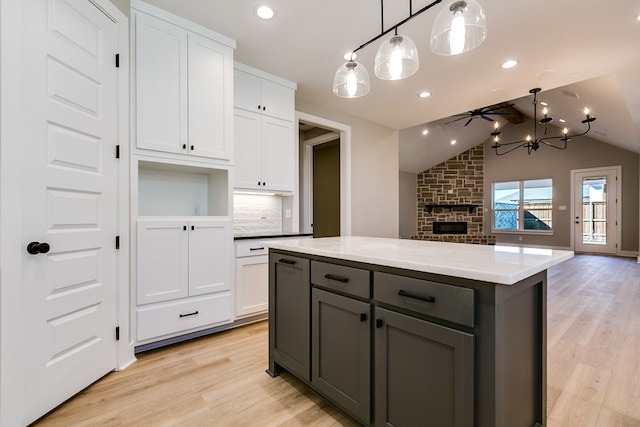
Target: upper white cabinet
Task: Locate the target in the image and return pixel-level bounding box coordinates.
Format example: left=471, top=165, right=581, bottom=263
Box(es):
left=235, top=69, right=295, bottom=121
left=233, top=64, right=297, bottom=192
left=133, top=7, right=234, bottom=162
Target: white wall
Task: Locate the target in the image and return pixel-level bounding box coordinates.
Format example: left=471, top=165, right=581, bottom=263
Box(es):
left=296, top=98, right=399, bottom=238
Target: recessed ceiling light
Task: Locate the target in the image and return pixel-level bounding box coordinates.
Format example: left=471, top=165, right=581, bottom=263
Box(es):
left=540, top=101, right=548, bottom=106
left=256, top=5, right=275, bottom=20
left=501, top=59, right=518, bottom=69
left=559, top=119, right=566, bottom=123
left=637, top=14, right=640, bottom=22
left=422, top=129, right=429, bottom=136
left=451, top=139, right=457, bottom=145
left=418, top=91, right=432, bottom=98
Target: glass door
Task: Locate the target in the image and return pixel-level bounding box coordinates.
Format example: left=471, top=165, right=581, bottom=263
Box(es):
left=573, top=167, right=619, bottom=254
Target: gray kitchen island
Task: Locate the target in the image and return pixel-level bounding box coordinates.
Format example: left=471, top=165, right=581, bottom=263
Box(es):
left=266, top=236, right=573, bottom=427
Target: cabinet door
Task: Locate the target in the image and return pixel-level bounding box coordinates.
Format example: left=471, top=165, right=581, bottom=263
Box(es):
left=268, top=253, right=310, bottom=381
left=188, top=33, right=232, bottom=161
left=312, top=288, right=371, bottom=424
left=137, top=220, right=189, bottom=304
left=235, top=255, right=269, bottom=317
left=375, top=307, right=474, bottom=427
left=261, top=116, right=294, bottom=192
left=233, top=108, right=261, bottom=189
left=188, top=219, right=232, bottom=296
left=234, top=69, right=262, bottom=113
left=261, top=79, right=294, bottom=121
left=135, top=13, right=187, bottom=155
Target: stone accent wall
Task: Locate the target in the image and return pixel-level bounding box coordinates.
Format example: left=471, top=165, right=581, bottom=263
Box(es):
left=414, top=144, right=495, bottom=245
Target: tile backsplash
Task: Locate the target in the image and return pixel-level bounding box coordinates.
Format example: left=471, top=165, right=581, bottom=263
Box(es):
left=233, top=194, right=283, bottom=235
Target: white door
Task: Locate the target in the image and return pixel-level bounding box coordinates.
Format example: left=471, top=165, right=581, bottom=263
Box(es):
left=135, top=12, right=187, bottom=155
left=188, top=33, right=232, bottom=160
left=261, top=116, right=294, bottom=192
left=189, top=219, right=232, bottom=296
left=573, top=167, right=620, bottom=254
left=137, top=220, right=189, bottom=304
left=21, top=0, right=120, bottom=422
left=234, top=108, right=262, bottom=189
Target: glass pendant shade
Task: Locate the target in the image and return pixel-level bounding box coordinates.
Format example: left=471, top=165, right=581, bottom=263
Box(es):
left=430, top=0, right=487, bottom=56
left=333, top=60, right=370, bottom=98
left=374, top=34, right=419, bottom=80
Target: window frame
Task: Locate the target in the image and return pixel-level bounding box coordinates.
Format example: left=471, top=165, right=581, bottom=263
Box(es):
left=491, top=178, right=554, bottom=235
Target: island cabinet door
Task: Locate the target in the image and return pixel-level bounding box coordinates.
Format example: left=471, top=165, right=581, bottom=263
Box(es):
left=268, top=253, right=311, bottom=381
left=374, top=307, right=474, bottom=427
left=312, top=288, right=371, bottom=424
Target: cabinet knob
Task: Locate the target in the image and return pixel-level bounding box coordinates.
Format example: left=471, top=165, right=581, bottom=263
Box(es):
left=190, top=145, right=194, bottom=151
left=182, top=144, right=187, bottom=150
left=263, top=106, right=266, bottom=111
left=360, top=313, right=367, bottom=322
left=376, top=319, right=384, bottom=328
left=27, top=241, right=50, bottom=255
left=257, top=105, right=261, bottom=110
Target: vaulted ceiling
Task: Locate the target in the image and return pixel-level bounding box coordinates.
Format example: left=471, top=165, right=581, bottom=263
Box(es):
left=143, top=0, right=640, bottom=172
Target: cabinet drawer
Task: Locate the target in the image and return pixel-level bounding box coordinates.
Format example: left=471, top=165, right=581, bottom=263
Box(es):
left=374, top=272, right=474, bottom=327
left=137, top=292, right=233, bottom=341
left=236, top=240, right=268, bottom=257
left=311, top=261, right=371, bottom=299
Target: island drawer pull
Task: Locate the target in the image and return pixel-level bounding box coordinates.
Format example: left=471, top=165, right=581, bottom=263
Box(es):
left=398, top=289, right=436, bottom=303
left=324, top=273, right=349, bottom=283
left=278, top=258, right=296, bottom=265
left=250, top=246, right=265, bottom=251
left=179, top=310, right=199, bottom=318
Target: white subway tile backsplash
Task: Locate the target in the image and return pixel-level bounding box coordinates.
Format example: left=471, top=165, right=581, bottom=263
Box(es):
left=233, top=194, right=283, bottom=234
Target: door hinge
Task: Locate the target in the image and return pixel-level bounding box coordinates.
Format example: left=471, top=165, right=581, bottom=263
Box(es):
left=115, top=235, right=120, bottom=250
left=115, top=53, right=120, bottom=68
left=116, top=144, right=120, bottom=159
left=115, top=326, right=120, bottom=341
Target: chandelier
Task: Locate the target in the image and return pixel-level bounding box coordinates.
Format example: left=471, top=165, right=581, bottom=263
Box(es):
left=490, top=88, right=597, bottom=156
left=333, top=0, right=487, bottom=98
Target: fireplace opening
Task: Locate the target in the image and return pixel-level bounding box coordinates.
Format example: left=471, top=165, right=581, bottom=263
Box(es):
left=433, top=221, right=468, bottom=234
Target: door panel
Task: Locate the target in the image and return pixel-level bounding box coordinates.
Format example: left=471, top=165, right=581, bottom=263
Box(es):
left=21, top=0, right=119, bottom=422
left=573, top=168, right=619, bottom=254
left=189, top=219, right=232, bottom=296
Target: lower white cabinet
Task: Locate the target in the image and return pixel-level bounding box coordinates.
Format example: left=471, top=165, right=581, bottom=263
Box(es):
left=136, top=217, right=233, bottom=342
left=235, top=240, right=269, bottom=318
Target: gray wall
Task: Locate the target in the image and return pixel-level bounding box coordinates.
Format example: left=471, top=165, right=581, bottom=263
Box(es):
left=484, top=118, right=639, bottom=252
left=399, top=171, right=417, bottom=239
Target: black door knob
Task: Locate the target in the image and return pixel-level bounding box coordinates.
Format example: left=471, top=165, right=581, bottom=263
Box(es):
left=27, top=241, right=50, bottom=255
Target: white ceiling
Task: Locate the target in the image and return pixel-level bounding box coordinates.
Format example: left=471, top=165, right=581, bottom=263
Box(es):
left=143, top=0, right=640, bottom=172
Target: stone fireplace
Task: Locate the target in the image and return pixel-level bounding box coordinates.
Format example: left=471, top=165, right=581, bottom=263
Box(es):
left=414, top=145, right=496, bottom=245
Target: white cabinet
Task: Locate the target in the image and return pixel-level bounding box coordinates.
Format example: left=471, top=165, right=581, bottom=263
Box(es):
left=235, top=240, right=269, bottom=318
left=235, top=69, right=295, bottom=121
left=136, top=218, right=233, bottom=341
left=131, top=1, right=236, bottom=345
left=137, top=218, right=232, bottom=305
left=134, top=9, right=234, bottom=161
left=233, top=64, right=296, bottom=192
left=234, top=109, right=294, bottom=192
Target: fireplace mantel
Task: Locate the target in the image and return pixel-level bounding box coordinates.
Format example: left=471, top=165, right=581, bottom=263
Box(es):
left=423, top=203, right=479, bottom=213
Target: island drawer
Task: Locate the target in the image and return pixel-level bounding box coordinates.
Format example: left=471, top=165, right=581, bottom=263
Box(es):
left=311, top=261, right=371, bottom=299
left=374, top=272, right=475, bottom=327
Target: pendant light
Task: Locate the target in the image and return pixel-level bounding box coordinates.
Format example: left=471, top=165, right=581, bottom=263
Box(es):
left=374, top=32, right=419, bottom=80
left=332, top=59, right=371, bottom=98
left=430, top=0, right=487, bottom=56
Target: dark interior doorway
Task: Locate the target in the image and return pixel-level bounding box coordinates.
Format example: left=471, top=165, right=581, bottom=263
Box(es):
left=312, top=139, right=340, bottom=237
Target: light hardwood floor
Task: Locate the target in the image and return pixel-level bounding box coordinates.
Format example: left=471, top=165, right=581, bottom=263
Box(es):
left=34, top=254, right=640, bottom=426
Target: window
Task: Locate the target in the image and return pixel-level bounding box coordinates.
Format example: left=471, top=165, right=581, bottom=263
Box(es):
left=492, top=178, right=553, bottom=232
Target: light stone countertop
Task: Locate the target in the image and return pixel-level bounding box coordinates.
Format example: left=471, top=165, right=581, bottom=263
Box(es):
left=265, top=236, right=574, bottom=285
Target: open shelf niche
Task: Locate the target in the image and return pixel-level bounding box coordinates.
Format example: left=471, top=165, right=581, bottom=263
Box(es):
left=138, top=160, right=229, bottom=217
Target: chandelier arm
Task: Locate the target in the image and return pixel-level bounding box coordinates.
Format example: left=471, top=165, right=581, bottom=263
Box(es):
left=352, top=0, right=443, bottom=55
left=492, top=141, right=530, bottom=156
left=538, top=121, right=593, bottom=145
left=539, top=139, right=569, bottom=150
left=493, top=138, right=530, bottom=147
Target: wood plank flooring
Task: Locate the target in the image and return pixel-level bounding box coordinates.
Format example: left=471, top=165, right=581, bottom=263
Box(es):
left=34, top=254, right=640, bottom=426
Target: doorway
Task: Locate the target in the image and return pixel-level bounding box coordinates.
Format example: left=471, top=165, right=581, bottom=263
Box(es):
left=313, top=139, right=340, bottom=237
left=297, top=112, right=352, bottom=237
left=572, top=166, right=621, bottom=254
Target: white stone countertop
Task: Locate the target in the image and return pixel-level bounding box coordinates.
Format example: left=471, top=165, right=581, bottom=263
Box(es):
left=265, top=236, right=574, bottom=285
